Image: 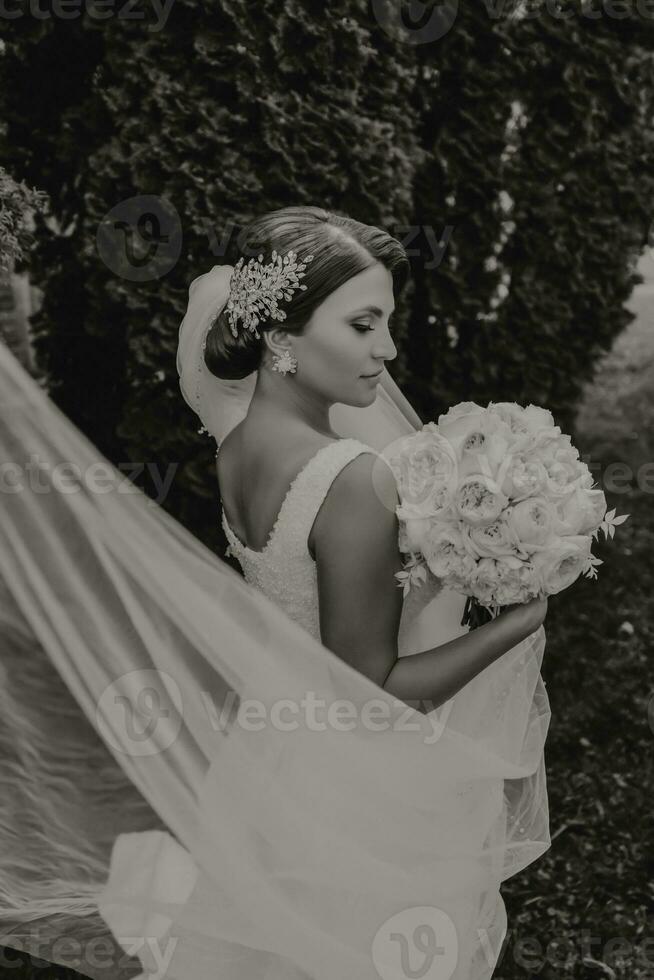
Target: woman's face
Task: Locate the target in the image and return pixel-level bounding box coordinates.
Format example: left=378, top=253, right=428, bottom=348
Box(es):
left=284, top=261, right=398, bottom=406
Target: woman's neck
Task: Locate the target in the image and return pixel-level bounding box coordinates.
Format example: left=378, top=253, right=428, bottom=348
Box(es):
left=247, top=368, right=339, bottom=440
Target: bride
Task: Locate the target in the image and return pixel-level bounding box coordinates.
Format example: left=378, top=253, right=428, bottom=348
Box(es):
left=0, top=205, right=551, bottom=980
left=211, top=207, right=546, bottom=707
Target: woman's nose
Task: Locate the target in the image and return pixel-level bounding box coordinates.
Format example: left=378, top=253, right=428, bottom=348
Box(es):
left=374, top=331, right=397, bottom=361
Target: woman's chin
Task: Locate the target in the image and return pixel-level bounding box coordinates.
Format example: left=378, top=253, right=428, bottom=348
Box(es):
left=331, top=378, right=381, bottom=408
left=353, top=385, right=379, bottom=406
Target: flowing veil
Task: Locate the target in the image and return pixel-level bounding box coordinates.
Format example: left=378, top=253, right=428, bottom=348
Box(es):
left=0, top=265, right=550, bottom=980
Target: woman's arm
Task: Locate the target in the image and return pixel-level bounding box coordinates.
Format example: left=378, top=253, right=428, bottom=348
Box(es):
left=382, top=603, right=544, bottom=710
left=312, top=453, right=546, bottom=711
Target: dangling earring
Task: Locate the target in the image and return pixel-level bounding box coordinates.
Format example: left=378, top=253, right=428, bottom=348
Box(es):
left=271, top=349, right=298, bottom=375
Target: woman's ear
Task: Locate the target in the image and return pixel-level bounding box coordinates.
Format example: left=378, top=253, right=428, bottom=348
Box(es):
left=262, top=327, right=293, bottom=361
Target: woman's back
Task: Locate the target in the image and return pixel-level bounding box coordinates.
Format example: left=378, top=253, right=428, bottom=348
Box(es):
left=217, top=420, right=338, bottom=556
left=218, top=422, right=380, bottom=642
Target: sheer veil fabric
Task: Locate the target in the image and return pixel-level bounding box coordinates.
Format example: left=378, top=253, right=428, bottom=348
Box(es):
left=0, top=265, right=550, bottom=980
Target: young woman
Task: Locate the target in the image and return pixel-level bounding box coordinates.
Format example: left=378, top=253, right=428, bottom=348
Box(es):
left=210, top=206, right=547, bottom=710
left=0, top=205, right=551, bottom=980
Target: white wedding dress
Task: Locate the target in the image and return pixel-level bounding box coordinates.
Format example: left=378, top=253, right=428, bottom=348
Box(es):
left=220, top=440, right=366, bottom=643
left=97, top=436, right=528, bottom=980
left=142, top=438, right=540, bottom=980
left=222, top=439, right=416, bottom=646
left=220, top=436, right=466, bottom=661
left=0, top=278, right=551, bottom=980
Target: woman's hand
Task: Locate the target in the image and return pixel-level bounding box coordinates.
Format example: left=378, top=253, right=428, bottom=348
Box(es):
left=500, top=596, right=549, bottom=636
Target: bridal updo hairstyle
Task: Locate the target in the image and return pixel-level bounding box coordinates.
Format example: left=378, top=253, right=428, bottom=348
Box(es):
left=203, top=206, right=410, bottom=381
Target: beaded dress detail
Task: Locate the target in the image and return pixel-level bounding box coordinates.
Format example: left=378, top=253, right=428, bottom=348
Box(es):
left=221, top=439, right=376, bottom=643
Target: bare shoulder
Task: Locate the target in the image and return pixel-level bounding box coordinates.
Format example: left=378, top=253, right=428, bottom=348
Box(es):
left=328, top=449, right=399, bottom=511
left=311, top=450, right=400, bottom=554
left=312, top=449, right=403, bottom=686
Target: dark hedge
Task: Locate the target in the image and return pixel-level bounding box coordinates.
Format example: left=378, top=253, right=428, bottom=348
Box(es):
left=1, top=0, right=653, bottom=556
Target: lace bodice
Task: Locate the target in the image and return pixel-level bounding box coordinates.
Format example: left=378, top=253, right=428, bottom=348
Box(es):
left=220, top=436, right=442, bottom=650
left=220, top=439, right=376, bottom=642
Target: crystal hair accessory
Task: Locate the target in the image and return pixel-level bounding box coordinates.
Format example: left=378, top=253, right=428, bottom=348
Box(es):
left=225, top=249, right=315, bottom=339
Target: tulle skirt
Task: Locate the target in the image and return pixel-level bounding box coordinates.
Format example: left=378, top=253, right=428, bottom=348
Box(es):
left=96, top=584, right=549, bottom=980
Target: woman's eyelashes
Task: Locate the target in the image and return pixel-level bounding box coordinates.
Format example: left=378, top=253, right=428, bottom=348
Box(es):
left=351, top=317, right=395, bottom=333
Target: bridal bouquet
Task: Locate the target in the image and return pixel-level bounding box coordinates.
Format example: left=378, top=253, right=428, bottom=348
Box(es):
left=386, top=401, right=628, bottom=630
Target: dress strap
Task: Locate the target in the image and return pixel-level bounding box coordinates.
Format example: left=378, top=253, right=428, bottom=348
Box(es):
left=221, top=438, right=377, bottom=561
left=277, top=438, right=377, bottom=560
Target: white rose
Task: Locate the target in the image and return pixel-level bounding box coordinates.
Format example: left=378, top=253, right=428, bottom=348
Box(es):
left=494, top=561, right=542, bottom=605
left=520, top=427, right=564, bottom=465
left=453, top=473, right=509, bottom=527
left=436, top=404, right=511, bottom=466
left=471, top=556, right=541, bottom=606
left=570, top=461, right=595, bottom=490
left=469, top=557, right=503, bottom=604
left=386, top=430, right=458, bottom=520
left=455, top=413, right=514, bottom=482
left=460, top=514, right=525, bottom=560
left=436, top=401, right=486, bottom=426
left=498, top=451, right=549, bottom=501
left=553, top=487, right=607, bottom=536
left=520, top=405, right=569, bottom=462
left=507, top=496, right=556, bottom=550
left=502, top=564, right=544, bottom=594
left=468, top=556, right=519, bottom=604
left=531, top=535, right=593, bottom=595
left=487, top=402, right=530, bottom=436
left=541, top=463, right=576, bottom=502
left=553, top=432, right=580, bottom=460
left=522, top=404, right=556, bottom=433
left=422, top=523, right=477, bottom=580
left=549, top=441, right=582, bottom=485
left=487, top=401, right=556, bottom=443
